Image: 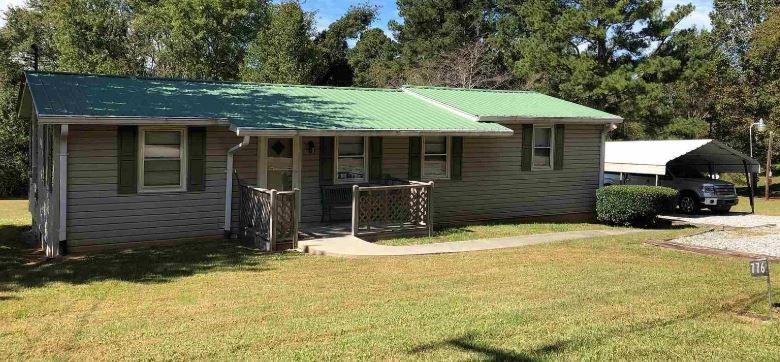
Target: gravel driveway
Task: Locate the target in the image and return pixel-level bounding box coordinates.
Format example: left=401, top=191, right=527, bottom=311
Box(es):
left=660, top=213, right=780, bottom=228
left=663, top=213, right=780, bottom=257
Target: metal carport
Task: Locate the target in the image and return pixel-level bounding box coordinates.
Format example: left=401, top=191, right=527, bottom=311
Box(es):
left=604, top=139, right=761, bottom=212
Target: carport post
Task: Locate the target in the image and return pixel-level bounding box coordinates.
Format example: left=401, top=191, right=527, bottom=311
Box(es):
left=743, top=160, right=755, bottom=214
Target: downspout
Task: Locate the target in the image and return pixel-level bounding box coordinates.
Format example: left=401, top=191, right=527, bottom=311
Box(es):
left=224, top=136, right=251, bottom=237
left=58, top=125, right=68, bottom=252
left=599, top=123, right=617, bottom=187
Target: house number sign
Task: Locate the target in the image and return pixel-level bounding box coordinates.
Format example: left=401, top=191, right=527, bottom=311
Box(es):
left=750, top=258, right=773, bottom=319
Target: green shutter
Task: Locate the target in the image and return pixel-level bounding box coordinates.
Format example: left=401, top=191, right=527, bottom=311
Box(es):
left=187, top=127, right=207, bottom=191
left=319, top=136, right=334, bottom=185
left=521, top=124, right=533, bottom=172
left=451, top=136, right=463, bottom=180
left=369, top=136, right=383, bottom=182
left=117, top=126, right=138, bottom=194
left=408, top=137, right=422, bottom=180
left=554, top=124, right=565, bottom=170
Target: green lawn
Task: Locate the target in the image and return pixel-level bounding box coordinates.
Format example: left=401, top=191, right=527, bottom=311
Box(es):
left=1, top=200, right=779, bottom=359
left=733, top=196, right=780, bottom=216
left=377, top=222, right=617, bottom=246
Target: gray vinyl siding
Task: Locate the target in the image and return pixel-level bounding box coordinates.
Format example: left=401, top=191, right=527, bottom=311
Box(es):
left=64, top=123, right=601, bottom=247
left=429, top=124, right=601, bottom=223
left=66, top=125, right=256, bottom=247
left=301, top=137, right=322, bottom=224
left=298, top=125, right=601, bottom=225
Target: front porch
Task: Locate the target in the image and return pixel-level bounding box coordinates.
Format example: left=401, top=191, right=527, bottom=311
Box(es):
left=235, top=172, right=435, bottom=251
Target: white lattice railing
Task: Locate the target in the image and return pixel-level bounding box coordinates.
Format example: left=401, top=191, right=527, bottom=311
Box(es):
left=351, top=181, right=434, bottom=237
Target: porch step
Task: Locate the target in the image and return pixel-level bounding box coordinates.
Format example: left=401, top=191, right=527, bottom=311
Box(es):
left=297, top=236, right=364, bottom=255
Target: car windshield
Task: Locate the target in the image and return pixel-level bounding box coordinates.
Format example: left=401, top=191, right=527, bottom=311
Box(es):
left=668, top=165, right=706, bottom=179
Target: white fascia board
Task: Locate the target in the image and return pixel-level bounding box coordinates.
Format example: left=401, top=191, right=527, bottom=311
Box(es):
left=480, top=116, right=624, bottom=124
left=37, top=115, right=231, bottom=126
left=233, top=127, right=514, bottom=137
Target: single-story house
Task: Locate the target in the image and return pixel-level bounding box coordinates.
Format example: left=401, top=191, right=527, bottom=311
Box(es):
left=18, top=71, right=622, bottom=256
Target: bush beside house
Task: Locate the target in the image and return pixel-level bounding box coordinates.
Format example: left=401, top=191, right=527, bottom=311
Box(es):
left=596, top=185, right=678, bottom=226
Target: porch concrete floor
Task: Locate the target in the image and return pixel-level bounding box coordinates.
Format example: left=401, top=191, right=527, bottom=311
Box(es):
left=297, top=229, right=641, bottom=257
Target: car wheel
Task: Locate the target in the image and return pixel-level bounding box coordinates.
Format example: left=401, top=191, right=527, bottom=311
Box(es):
left=679, top=194, right=698, bottom=214
left=712, top=206, right=731, bottom=214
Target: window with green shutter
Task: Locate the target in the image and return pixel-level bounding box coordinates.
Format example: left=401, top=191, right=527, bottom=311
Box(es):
left=138, top=127, right=187, bottom=191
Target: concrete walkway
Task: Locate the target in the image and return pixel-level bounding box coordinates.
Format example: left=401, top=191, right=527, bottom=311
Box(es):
left=298, top=229, right=640, bottom=257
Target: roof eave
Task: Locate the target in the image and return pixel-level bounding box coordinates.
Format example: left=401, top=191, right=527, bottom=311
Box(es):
left=479, top=115, right=624, bottom=124
left=37, top=115, right=232, bottom=126
left=233, top=127, right=514, bottom=137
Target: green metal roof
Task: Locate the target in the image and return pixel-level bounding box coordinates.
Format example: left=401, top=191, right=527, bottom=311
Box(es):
left=24, top=72, right=512, bottom=134
left=404, top=86, right=622, bottom=121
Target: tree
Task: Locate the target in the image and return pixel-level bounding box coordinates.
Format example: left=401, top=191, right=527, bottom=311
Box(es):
left=348, top=28, right=401, bottom=88
left=405, top=40, right=511, bottom=89
left=135, top=0, right=268, bottom=80
left=240, top=1, right=317, bottom=84
left=746, top=8, right=780, bottom=129
left=391, top=0, right=498, bottom=62
left=711, top=0, right=780, bottom=68
left=242, top=2, right=377, bottom=86
left=501, top=0, right=694, bottom=139
left=45, top=0, right=145, bottom=75
left=313, top=4, right=376, bottom=86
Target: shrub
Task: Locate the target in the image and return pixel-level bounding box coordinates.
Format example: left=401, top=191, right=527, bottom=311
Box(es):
left=596, top=185, right=678, bottom=227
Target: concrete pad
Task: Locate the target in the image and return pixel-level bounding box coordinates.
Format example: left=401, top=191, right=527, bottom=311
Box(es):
left=298, top=229, right=640, bottom=257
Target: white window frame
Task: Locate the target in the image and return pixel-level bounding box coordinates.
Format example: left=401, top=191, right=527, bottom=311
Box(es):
left=531, top=125, right=554, bottom=171
left=138, top=126, right=188, bottom=193
left=334, top=136, right=369, bottom=184
left=421, top=136, right=451, bottom=180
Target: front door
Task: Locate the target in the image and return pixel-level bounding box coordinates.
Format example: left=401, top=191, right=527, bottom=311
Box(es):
left=267, top=138, right=294, bottom=191
left=257, top=137, right=301, bottom=192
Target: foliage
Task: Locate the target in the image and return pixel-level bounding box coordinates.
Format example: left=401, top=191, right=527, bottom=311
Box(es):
left=134, top=0, right=269, bottom=80
left=240, top=1, right=317, bottom=84
left=347, top=28, right=402, bottom=88
left=241, top=2, right=376, bottom=86
left=596, top=185, right=678, bottom=226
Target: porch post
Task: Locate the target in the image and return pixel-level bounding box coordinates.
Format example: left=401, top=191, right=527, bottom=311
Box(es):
left=293, top=188, right=301, bottom=248
left=351, top=185, right=360, bottom=236
left=428, top=181, right=434, bottom=237
left=269, top=189, right=277, bottom=250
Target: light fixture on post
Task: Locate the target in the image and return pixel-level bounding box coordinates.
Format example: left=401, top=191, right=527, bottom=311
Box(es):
left=750, top=118, right=767, bottom=158
left=306, top=140, right=316, bottom=154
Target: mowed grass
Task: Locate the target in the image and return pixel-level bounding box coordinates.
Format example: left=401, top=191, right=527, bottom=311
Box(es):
left=733, top=196, right=780, bottom=216
left=2, top=201, right=779, bottom=359
left=377, top=222, right=616, bottom=246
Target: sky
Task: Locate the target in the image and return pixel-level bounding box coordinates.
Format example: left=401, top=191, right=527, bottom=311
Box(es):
left=0, top=0, right=715, bottom=31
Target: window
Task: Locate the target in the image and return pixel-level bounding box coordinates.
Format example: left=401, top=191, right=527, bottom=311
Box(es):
left=335, top=136, right=367, bottom=183
left=139, top=127, right=187, bottom=191
left=532, top=126, right=553, bottom=169
left=422, top=136, right=450, bottom=179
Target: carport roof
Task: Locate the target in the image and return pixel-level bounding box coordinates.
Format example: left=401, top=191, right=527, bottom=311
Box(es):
left=604, top=139, right=760, bottom=175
